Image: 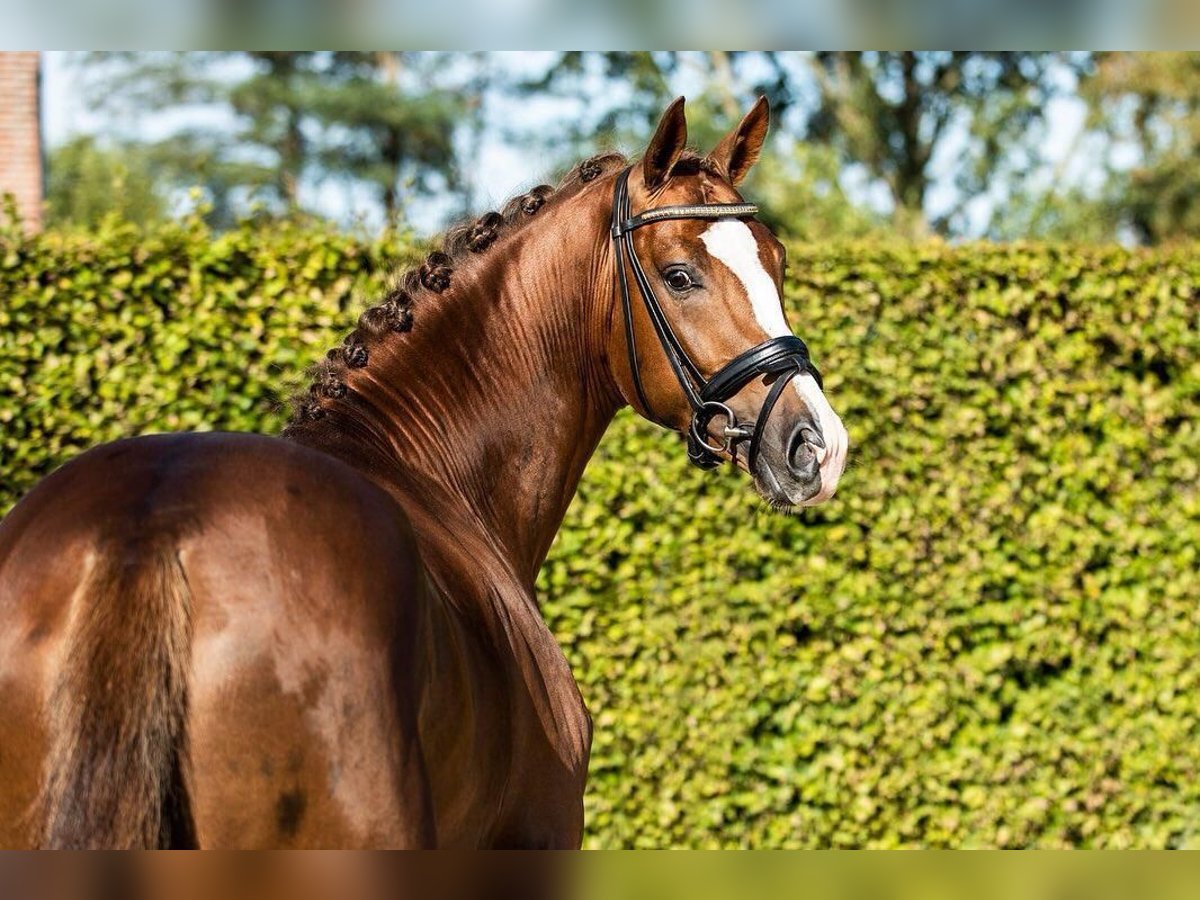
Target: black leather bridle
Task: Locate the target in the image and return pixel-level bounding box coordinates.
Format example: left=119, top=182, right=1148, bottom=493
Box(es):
left=611, top=166, right=822, bottom=470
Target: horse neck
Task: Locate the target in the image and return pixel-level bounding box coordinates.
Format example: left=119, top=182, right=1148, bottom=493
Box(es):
left=341, top=183, right=622, bottom=586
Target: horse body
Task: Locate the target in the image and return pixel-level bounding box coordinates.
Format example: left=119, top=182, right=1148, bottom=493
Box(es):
left=0, top=98, right=848, bottom=848
left=0, top=158, right=615, bottom=847
left=0, top=429, right=594, bottom=847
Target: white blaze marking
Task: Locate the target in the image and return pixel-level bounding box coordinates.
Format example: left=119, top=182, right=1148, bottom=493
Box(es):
left=700, top=220, right=849, bottom=501
left=700, top=221, right=790, bottom=337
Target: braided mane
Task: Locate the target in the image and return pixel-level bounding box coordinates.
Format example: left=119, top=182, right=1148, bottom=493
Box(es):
left=282, top=150, right=731, bottom=435
left=283, top=152, right=630, bottom=432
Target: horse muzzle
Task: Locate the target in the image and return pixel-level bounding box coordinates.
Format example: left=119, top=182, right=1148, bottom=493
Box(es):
left=745, top=373, right=848, bottom=509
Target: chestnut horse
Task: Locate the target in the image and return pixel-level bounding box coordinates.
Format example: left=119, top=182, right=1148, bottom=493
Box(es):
left=0, top=98, right=847, bottom=848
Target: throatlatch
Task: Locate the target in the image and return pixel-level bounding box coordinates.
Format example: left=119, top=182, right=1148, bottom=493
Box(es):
left=610, top=166, right=822, bottom=470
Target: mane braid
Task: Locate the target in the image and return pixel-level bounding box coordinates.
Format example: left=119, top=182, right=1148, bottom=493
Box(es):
left=281, top=152, right=628, bottom=435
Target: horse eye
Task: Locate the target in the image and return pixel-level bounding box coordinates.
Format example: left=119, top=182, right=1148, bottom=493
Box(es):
left=663, top=268, right=695, bottom=292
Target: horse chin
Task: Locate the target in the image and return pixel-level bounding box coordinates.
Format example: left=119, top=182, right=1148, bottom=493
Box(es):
left=750, top=459, right=817, bottom=514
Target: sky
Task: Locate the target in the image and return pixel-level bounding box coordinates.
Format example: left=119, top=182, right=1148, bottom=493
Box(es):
left=39, top=51, right=1097, bottom=239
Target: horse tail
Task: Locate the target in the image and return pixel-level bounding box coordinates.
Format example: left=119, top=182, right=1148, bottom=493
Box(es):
left=38, top=537, right=196, bottom=848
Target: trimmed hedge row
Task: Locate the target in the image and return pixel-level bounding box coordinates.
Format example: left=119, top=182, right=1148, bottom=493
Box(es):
left=0, top=216, right=415, bottom=497
left=2, top=217, right=1199, bottom=847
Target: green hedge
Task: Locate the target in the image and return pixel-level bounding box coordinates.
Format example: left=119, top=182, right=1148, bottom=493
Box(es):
left=0, top=216, right=419, bottom=495
left=2, top=217, right=1199, bottom=848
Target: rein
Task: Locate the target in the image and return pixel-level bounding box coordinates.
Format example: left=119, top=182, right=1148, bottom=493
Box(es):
left=610, top=166, right=822, bottom=470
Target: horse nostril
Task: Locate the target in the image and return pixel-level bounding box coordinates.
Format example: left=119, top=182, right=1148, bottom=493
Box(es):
left=799, top=425, right=825, bottom=450
left=787, top=424, right=822, bottom=481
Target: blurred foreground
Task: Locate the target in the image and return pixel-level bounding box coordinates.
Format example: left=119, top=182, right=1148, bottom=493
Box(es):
left=2, top=851, right=1199, bottom=898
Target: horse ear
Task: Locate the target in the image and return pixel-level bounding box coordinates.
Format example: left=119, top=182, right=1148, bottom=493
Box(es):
left=642, top=96, right=688, bottom=191
left=708, top=96, right=770, bottom=185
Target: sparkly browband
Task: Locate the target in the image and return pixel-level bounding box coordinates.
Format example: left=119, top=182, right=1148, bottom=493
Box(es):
left=612, top=203, right=759, bottom=238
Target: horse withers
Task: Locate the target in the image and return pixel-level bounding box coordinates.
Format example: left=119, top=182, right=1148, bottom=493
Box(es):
left=0, top=97, right=848, bottom=848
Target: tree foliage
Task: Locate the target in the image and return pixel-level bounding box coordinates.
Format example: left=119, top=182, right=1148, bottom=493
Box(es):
left=752, top=143, right=886, bottom=242
left=46, top=52, right=1200, bottom=244
left=514, top=52, right=883, bottom=241
left=515, top=52, right=1091, bottom=240
left=803, top=52, right=1084, bottom=238
left=1082, top=52, right=1200, bottom=244
left=45, top=136, right=169, bottom=229
left=79, top=51, right=464, bottom=226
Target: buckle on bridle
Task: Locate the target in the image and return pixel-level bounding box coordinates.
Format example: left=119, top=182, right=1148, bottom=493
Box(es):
left=690, top=401, right=750, bottom=457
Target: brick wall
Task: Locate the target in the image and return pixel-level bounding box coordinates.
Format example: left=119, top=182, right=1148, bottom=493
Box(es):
left=0, top=52, right=43, bottom=233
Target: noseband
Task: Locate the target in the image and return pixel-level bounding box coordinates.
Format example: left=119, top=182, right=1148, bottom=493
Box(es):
left=611, top=166, right=823, bottom=470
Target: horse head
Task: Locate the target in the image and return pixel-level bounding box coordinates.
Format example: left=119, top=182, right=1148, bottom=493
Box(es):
left=608, top=97, right=849, bottom=509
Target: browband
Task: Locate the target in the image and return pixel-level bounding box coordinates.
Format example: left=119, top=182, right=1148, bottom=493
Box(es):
left=612, top=202, right=760, bottom=238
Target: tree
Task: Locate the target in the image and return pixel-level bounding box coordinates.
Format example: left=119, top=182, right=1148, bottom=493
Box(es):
left=506, top=52, right=882, bottom=242
left=512, top=51, right=676, bottom=159
left=45, top=136, right=168, bottom=229
left=78, top=52, right=464, bottom=227
left=305, top=52, right=465, bottom=222
left=803, top=52, right=1086, bottom=238
left=1081, top=52, right=1200, bottom=244
left=512, top=52, right=1094, bottom=241
left=752, top=142, right=885, bottom=242
left=513, top=52, right=795, bottom=163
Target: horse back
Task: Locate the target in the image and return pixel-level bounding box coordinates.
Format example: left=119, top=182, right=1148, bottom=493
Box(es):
left=0, top=432, right=436, bottom=847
